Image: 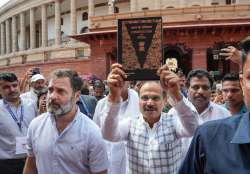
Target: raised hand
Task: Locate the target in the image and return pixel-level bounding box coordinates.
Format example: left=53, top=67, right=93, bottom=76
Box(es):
left=220, top=46, right=241, bottom=65
left=157, top=64, right=182, bottom=102
left=107, top=63, right=127, bottom=103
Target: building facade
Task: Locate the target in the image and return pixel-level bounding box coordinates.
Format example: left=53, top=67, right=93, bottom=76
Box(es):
left=0, top=0, right=249, bottom=79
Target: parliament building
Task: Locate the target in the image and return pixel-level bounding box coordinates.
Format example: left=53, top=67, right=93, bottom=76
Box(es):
left=0, top=0, right=249, bottom=79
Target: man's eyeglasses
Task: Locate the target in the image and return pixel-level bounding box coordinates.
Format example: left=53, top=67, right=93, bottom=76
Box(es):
left=140, top=95, right=162, bottom=101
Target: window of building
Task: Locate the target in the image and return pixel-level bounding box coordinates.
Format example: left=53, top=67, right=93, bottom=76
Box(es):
left=82, top=12, right=88, bottom=21
left=166, top=6, right=175, bottom=8
left=114, top=7, right=119, bottom=13
left=61, top=18, right=63, bottom=25
left=226, top=0, right=235, bottom=4
left=142, top=7, right=149, bottom=10
left=211, top=2, right=219, bottom=5
left=80, top=26, right=89, bottom=33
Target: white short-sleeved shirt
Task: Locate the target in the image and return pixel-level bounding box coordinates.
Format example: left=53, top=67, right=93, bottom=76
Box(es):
left=27, top=109, right=108, bottom=174
left=169, top=101, right=230, bottom=160
left=0, top=98, right=36, bottom=159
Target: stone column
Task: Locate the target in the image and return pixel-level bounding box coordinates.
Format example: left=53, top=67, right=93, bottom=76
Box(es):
left=5, top=19, right=11, bottom=54
left=130, top=0, right=137, bottom=12
left=88, top=0, right=95, bottom=28
left=70, top=0, right=77, bottom=42
left=1, top=23, right=6, bottom=55
left=20, top=12, right=26, bottom=51
left=154, top=0, right=161, bottom=9
left=108, top=0, right=114, bottom=14
left=41, top=4, right=48, bottom=47
left=55, top=0, right=61, bottom=46
left=12, top=16, right=17, bottom=52
left=30, top=8, right=36, bottom=49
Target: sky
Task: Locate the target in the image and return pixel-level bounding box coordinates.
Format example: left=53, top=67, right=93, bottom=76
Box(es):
left=0, top=0, right=10, bottom=8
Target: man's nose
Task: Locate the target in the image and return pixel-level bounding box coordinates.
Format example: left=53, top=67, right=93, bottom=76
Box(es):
left=197, top=87, right=204, bottom=94
left=9, top=85, right=16, bottom=92
left=49, top=92, right=58, bottom=100
left=227, top=91, right=233, bottom=98
left=146, top=98, right=155, bottom=105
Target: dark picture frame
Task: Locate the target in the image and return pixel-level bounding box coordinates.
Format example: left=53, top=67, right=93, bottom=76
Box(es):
left=117, top=17, right=163, bottom=80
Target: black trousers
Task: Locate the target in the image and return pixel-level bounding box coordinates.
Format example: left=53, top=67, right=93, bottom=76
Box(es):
left=0, top=158, right=26, bottom=174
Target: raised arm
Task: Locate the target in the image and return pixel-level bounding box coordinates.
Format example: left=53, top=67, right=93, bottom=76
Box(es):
left=158, top=64, right=198, bottom=137
left=101, top=63, right=130, bottom=142
left=220, top=46, right=241, bottom=65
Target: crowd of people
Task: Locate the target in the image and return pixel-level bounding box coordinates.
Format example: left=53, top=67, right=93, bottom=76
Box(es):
left=0, top=35, right=250, bottom=174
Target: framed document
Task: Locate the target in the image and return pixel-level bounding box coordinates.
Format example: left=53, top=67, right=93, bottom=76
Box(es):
left=117, top=17, right=163, bottom=80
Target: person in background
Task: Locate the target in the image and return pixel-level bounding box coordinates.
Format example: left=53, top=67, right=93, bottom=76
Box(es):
left=222, top=72, right=247, bottom=116
left=178, top=35, right=250, bottom=174
left=81, top=79, right=90, bottom=95
left=213, top=88, right=224, bottom=105
left=133, top=81, right=143, bottom=93
left=210, top=83, right=217, bottom=102
left=77, top=93, right=97, bottom=119
left=93, top=80, right=106, bottom=101
left=168, top=69, right=230, bottom=160
left=93, top=81, right=140, bottom=174
left=0, top=72, right=36, bottom=174
left=37, top=89, right=48, bottom=115
left=177, top=70, right=188, bottom=97
left=21, top=72, right=47, bottom=105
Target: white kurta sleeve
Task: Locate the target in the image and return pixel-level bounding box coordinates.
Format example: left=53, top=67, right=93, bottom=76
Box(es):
left=172, top=97, right=199, bottom=138
left=102, top=101, right=130, bottom=142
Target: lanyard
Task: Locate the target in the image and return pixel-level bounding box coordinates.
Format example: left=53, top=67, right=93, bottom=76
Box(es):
left=79, top=96, right=91, bottom=118
left=4, top=100, right=24, bottom=131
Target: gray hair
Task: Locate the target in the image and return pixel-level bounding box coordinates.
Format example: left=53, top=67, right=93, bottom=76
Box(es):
left=50, top=69, right=83, bottom=93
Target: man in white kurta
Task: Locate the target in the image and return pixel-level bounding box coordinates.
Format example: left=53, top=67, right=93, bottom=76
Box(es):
left=99, top=63, right=199, bottom=174
left=93, top=87, right=140, bottom=174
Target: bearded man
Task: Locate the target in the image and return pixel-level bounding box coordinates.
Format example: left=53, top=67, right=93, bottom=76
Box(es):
left=21, top=74, right=47, bottom=105
left=23, top=69, right=108, bottom=174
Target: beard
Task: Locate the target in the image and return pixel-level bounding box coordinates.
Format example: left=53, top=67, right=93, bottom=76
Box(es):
left=33, top=87, right=47, bottom=95
left=47, top=97, right=74, bottom=118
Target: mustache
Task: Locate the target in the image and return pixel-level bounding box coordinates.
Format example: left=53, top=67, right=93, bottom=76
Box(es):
left=9, top=92, right=19, bottom=96
left=194, top=95, right=206, bottom=100
left=47, top=100, right=60, bottom=108
left=143, top=105, right=157, bottom=111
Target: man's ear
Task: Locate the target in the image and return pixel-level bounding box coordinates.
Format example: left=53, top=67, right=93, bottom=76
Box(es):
left=240, top=73, right=244, bottom=95
left=74, top=91, right=81, bottom=102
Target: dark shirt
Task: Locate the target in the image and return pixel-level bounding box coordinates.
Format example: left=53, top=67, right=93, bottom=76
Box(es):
left=178, top=112, right=250, bottom=174
left=77, top=95, right=97, bottom=119
left=223, top=103, right=248, bottom=116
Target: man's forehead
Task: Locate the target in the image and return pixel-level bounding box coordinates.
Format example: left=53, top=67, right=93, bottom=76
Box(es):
left=139, top=82, right=162, bottom=94
left=48, top=77, right=70, bottom=87
left=34, top=79, right=45, bottom=83
left=190, top=76, right=209, bottom=83
left=222, top=81, right=241, bottom=88
left=0, top=80, right=18, bottom=85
